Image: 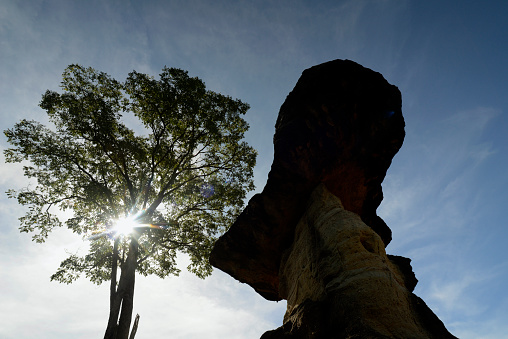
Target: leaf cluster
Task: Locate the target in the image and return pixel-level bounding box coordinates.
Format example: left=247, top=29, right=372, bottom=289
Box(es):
left=4, top=64, right=257, bottom=283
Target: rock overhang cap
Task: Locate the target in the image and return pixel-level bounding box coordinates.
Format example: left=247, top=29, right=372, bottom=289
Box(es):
left=209, top=59, right=405, bottom=301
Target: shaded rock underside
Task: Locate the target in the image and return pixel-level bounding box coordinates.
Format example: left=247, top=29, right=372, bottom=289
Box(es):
left=210, top=59, right=405, bottom=300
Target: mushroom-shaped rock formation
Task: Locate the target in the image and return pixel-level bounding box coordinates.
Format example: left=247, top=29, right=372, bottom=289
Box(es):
left=210, top=59, right=456, bottom=338
left=210, top=59, right=404, bottom=300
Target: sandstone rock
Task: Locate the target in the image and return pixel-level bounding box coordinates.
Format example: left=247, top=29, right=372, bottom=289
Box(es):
left=210, top=59, right=405, bottom=300
left=260, top=184, right=456, bottom=338
left=209, top=59, right=456, bottom=338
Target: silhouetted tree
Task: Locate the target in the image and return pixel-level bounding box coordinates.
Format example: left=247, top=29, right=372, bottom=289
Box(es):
left=4, top=65, right=256, bottom=339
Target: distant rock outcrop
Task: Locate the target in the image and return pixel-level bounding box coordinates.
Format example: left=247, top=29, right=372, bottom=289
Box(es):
left=210, top=59, right=456, bottom=338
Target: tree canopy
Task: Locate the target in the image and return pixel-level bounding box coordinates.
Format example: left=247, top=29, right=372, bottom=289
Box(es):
left=4, top=64, right=257, bottom=338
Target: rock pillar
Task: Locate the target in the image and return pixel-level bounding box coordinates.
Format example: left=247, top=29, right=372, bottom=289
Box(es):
left=261, top=184, right=456, bottom=338
left=210, top=59, right=457, bottom=338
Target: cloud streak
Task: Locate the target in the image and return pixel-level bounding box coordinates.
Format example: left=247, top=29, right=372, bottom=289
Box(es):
left=2, top=1, right=507, bottom=338
left=380, top=106, right=499, bottom=243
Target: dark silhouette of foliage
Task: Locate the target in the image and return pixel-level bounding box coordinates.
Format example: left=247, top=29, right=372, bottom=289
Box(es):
left=4, top=65, right=256, bottom=339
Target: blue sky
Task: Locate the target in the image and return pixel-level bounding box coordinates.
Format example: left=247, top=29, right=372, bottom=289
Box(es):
left=1, top=1, right=507, bottom=338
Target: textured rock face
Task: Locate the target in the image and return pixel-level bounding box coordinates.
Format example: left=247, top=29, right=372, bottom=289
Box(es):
left=210, top=59, right=405, bottom=300
left=260, top=184, right=456, bottom=338
left=209, top=59, right=456, bottom=338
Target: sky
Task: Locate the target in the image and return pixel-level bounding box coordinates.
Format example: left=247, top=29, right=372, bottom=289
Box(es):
left=1, top=0, right=507, bottom=338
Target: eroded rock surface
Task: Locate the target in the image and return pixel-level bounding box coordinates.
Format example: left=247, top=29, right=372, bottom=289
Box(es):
left=260, top=184, right=456, bottom=338
left=210, top=59, right=404, bottom=300
left=209, top=59, right=456, bottom=338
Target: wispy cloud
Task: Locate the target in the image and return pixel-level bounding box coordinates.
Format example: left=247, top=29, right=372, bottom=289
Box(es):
left=380, top=106, right=499, bottom=246
left=132, top=267, right=286, bottom=338
left=449, top=302, right=508, bottom=339
left=0, top=232, right=285, bottom=339
left=378, top=106, right=504, bottom=337
left=429, top=272, right=489, bottom=317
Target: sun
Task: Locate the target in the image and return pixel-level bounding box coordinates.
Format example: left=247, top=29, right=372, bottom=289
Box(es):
left=112, top=215, right=139, bottom=236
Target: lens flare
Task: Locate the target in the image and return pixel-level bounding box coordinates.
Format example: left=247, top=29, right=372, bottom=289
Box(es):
left=200, top=183, right=215, bottom=198
left=86, top=211, right=171, bottom=241
left=112, top=215, right=140, bottom=236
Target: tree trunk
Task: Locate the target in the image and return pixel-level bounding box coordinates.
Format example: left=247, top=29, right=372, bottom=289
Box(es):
left=104, top=238, right=120, bottom=338
left=104, top=235, right=139, bottom=339
left=129, top=314, right=140, bottom=339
